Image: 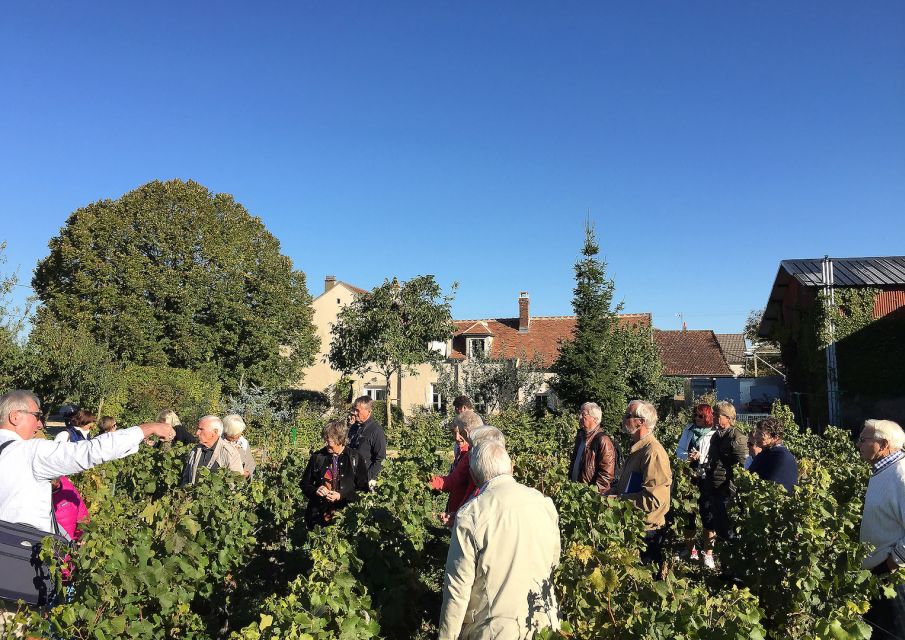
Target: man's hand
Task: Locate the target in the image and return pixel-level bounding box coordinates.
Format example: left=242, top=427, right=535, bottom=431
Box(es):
left=316, top=485, right=329, bottom=498
left=325, top=490, right=341, bottom=502
left=688, top=449, right=700, bottom=462
left=886, top=555, right=900, bottom=573
left=437, top=512, right=452, bottom=527
left=429, top=475, right=444, bottom=491
left=139, top=422, right=176, bottom=442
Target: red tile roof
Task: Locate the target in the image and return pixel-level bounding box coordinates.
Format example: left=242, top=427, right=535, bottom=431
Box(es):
left=653, top=330, right=734, bottom=377
left=452, top=313, right=651, bottom=368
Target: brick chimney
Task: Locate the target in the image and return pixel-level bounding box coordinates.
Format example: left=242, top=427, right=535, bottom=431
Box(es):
left=324, top=275, right=337, bottom=293
left=518, top=292, right=530, bottom=333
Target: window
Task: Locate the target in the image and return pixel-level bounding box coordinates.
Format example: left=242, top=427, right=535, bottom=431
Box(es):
left=364, top=386, right=387, bottom=402
left=535, top=394, right=550, bottom=412
left=467, top=338, right=486, bottom=358
left=430, top=384, right=444, bottom=412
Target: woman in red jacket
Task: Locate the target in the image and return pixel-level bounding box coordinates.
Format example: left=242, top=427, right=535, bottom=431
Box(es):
left=429, top=411, right=484, bottom=526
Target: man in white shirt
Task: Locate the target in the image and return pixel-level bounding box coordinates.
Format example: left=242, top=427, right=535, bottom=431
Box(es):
left=859, top=419, right=905, bottom=640
left=0, top=390, right=175, bottom=533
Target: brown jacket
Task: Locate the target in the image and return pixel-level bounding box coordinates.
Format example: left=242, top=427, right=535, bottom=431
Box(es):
left=615, top=433, right=672, bottom=530
left=569, top=427, right=617, bottom=495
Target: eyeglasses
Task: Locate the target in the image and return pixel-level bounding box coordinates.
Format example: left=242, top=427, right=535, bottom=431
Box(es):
left=623, top=413, right=644, bottom=422
left=18, top=410, right=45, bottom=422
left=858, top=436, right=881, bottom=444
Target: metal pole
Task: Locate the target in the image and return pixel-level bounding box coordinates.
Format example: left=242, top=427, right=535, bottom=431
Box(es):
left=823, top=256, right=841, bottom=428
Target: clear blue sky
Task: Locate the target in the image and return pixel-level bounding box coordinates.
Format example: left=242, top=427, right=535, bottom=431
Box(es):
left=2, top=1, right=903, bottom=334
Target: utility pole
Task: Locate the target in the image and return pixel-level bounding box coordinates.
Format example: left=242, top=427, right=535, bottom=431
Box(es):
left=822, top=256, right=841, bottom=428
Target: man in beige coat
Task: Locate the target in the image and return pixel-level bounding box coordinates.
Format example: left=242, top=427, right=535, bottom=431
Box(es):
left=439, top=440, right=560, bottom=640
left=180, top=415, right=244, bottom=486
left=615, top=400, right=672, bottom=565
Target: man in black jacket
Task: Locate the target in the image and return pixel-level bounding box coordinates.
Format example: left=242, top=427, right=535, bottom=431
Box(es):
left=348, top=396, right=387, bottom=486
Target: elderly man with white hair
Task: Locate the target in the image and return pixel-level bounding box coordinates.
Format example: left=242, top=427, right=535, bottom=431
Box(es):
left=179, top=415, right=244, bottom=486
left=438, top=440, right=560, bottom=640
left=569, top=401, right=617, bottom=495
left=859, top=419, right=905, bottom=639
left=615, top=399, right=672, bottom=566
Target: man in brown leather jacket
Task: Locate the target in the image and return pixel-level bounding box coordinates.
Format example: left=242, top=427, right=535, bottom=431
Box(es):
left=568, top=402, right=617, bottom=495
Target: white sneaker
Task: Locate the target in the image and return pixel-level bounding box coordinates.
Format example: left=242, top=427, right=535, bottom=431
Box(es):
left=703, top=552, right=716, bottom=570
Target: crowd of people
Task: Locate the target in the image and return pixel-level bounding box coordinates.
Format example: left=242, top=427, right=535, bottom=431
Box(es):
left=2, top=387, right=905, bottom=638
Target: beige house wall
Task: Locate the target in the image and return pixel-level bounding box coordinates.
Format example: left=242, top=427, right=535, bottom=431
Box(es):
left=299, top=279, right=448, bottom=415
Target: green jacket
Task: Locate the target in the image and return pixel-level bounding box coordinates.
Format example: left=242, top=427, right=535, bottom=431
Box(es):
left=701, top=427, right=748, bottom=497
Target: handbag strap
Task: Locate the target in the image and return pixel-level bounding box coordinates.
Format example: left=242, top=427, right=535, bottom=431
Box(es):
left=0, top=440, right=13, bottom=456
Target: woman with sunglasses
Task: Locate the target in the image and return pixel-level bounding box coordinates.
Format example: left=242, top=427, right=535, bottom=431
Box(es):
left=675, top=404, right=715, bottom=564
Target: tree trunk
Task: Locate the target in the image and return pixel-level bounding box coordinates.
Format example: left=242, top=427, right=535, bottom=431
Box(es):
left=397, top=369, right=403, bottom=410
left=384, top=372, right=392, bottom=430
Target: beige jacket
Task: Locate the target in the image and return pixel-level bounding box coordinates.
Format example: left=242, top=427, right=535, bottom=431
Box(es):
left=439, top=474, right=561, bottom=640
left=183, top=438, right=244, bottom=485
left=615, top=432, right=672, bottom=530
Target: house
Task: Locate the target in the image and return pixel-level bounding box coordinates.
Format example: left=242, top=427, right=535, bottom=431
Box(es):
left=298, top=280, right=652, bottom=414
left=449, top=293, right=651, bottom=410
left=715, top=333, right=747, bottom=377
left=653, top=329, right=735, bottom=399
left=757, top=256, right=905, bottom=428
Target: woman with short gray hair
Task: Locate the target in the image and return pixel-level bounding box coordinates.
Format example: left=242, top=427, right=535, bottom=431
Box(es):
left=301, top=419, right=368, bottom=527
left=222, top=414, right=256, bottom=478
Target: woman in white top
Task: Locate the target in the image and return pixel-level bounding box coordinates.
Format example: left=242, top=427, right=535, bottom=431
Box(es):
left=675, top=403, right=715, bottom=566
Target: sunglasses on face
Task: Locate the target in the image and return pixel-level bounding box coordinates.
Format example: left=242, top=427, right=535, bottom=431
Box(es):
left=19, top=410, right=45, bottom=422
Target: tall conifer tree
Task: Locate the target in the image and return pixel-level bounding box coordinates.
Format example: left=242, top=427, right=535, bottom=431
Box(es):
left=551, top=221, right=628, bottom=425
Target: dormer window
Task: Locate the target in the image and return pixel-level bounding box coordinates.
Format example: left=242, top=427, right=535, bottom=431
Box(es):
left=468, top=338, right=486, bottom=358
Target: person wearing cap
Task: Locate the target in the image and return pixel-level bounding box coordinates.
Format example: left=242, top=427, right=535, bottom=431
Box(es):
left=222, top=414, right=255, bottom=478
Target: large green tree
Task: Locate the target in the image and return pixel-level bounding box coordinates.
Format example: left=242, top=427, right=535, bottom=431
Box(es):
left=0, top=241, right=26, bottom=389
left=32, top=179, right=319, bottom=391
left=328, top=275, right=455, bottom=428
left=551, top=222, right=630, bottom=425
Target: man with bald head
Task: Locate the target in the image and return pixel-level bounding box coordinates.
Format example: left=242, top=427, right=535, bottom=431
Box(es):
left=180, top=415, right=244, bottom=486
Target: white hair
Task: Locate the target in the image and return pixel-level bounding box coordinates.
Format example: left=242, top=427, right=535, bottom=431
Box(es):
left=0, top=390, right=40, bottom=427
left=469, top=425, right=505, bottom=448
left=200, top=415, right=224, bottom=436
left=580, top=402, right=602, bottom=423
left=223, top=414, right=247, bottom=437
left=627, top=400, right=658, bottom=429
left=865, top=419, right=905, bottom=451
left=470, top=441, right=512, bottom=486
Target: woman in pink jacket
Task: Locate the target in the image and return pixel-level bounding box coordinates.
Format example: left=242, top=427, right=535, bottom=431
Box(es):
left=51, top=476, right=89, bottom=541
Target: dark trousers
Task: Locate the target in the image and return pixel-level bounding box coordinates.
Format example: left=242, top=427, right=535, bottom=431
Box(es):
left=699, top=494, right=732, bottom=540
left=867, top=578, right=905, bottom=640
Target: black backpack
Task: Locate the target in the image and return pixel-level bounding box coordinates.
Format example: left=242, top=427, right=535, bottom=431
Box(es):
left=0, top=440, right=71, bottom=606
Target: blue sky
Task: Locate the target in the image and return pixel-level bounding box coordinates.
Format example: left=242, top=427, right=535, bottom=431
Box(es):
left=2, top=1, right=903, bottom=334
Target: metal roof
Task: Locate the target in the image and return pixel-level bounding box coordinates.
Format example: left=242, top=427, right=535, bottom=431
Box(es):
left=780, top=257, right=905, bottom=287
left=758, top=256, right=905, bottom=338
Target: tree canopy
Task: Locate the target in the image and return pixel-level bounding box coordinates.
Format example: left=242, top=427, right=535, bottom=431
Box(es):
left=328, top=275, right=455, bottom=426
left=32, top=179, right=319, bottom=391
